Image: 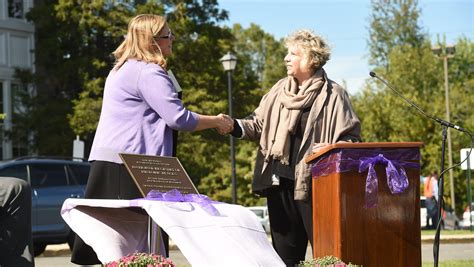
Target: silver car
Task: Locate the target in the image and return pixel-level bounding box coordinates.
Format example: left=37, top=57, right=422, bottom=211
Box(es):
left=441, top=206, right=460, bottom=230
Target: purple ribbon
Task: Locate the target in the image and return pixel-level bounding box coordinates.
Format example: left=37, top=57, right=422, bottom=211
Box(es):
left=311, top=148, right=420, bottom=208
left=145, top=189, right=220, bottom=216
left=359, top=154, right=411, bottom=208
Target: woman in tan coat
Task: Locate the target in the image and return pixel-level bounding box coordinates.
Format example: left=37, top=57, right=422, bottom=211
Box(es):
left=228, top=29, right=361, bottom=266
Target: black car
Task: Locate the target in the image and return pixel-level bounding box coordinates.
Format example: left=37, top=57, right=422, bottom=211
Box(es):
left=0, top=157, right=90, bottom=256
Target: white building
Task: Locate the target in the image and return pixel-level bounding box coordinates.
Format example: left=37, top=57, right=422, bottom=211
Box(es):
left=0, top=0, right=35, bottom=160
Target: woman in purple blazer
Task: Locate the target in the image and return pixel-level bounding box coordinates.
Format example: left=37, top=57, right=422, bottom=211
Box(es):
left=71, top=14, right=233, bottom=265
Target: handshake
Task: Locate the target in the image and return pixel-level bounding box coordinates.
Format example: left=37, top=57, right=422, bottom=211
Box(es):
left=215, top=114, right=235, bottom=135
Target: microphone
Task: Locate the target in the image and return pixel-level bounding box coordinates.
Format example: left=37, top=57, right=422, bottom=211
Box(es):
left=369, top=71, right=467, bottom=133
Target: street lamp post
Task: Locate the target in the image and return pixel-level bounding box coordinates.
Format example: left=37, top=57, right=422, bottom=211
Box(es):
left=220, top=52, right=238, bottom=204
left=432, top=45, right=456, bottom=210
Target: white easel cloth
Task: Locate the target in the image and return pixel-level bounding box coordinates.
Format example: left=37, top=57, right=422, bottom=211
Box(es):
left=61, top=198, right=284, bottom=267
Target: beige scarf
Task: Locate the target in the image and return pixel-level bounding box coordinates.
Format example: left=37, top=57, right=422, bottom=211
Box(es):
left=260, top=68, right=326, bottom=165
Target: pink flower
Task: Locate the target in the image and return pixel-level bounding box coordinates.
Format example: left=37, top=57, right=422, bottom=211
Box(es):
left=105, top=252, right=176, bottom=267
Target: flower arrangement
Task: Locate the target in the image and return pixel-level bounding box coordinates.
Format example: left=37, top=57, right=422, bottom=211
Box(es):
left=105, top=252, right=176, bottom=267
left=297, top=255, right=361, bottom=267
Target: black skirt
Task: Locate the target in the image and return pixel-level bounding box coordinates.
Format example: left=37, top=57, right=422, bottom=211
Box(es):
left=82, top=160, right=142, bottom=200
left=70, top=160, right=161, bottom=265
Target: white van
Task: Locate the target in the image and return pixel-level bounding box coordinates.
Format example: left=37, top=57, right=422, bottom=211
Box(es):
left=420, top=196, right=427, bottom=228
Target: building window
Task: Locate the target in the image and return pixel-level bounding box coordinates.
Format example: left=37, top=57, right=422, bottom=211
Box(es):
left=8, top=0, right=24, bottom=19
left=10, top=35, right=30, bottom=67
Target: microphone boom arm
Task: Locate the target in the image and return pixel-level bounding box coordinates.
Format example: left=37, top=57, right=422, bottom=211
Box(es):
left=369, top=71, right=467, bottom=133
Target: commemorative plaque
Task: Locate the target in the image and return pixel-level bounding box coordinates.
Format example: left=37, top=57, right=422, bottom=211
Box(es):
left=119, top=153, right=199, bottom=197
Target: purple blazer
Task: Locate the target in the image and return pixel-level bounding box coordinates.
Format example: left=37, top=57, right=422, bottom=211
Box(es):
left=89, top=59, right=199, bottom=163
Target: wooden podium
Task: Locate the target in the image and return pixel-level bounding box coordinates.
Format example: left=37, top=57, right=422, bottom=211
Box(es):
left=305, top=142, right=423, bottom=267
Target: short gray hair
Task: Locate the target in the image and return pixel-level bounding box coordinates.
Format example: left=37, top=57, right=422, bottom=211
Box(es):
left=284, top=29, right=331, bottom=70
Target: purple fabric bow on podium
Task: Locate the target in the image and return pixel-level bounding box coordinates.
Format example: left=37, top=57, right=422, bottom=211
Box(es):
left=312, top=148, right=420, bottom=208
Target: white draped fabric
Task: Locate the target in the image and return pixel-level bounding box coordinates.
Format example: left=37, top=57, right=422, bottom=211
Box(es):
left=61, top=198, right=285, bottom=267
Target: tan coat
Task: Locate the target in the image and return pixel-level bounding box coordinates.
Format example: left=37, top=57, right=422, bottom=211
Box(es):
left=240, top=74, right=361, bottom=200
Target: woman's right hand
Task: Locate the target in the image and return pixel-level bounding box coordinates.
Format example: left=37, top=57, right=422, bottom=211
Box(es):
left=216, top=114, right=234, bottom=135
left=312, top=142, right=329, bottom=154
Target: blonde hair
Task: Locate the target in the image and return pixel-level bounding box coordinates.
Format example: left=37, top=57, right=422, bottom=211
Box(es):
left=113, top=14, right=167, bottom=70
left=285, top=29, right=331, bottom=70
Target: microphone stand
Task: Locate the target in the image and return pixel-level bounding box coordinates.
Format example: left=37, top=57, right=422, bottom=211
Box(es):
left=369, top=71, right=472, bottom=267
left=433, top=126, right=447, bottom=266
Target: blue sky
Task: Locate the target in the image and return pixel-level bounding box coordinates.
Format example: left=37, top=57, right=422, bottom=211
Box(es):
left=218, top=0, right=473, bottom=95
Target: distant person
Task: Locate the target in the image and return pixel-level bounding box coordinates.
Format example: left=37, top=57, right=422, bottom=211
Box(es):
left=223, top=29, right=361, bottom=266
left=0, top=177, right=35, bottom=267
left=423, top=171, right=439, bottom=229
left=71, top=14, right=233, bottom=265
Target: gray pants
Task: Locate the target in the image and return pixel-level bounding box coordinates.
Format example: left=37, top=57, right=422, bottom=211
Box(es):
left=0, top=177, right=35, bottom=267
left=425, top=196, right=438, bottom=229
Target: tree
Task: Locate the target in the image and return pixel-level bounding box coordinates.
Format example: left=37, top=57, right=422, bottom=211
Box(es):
left=435, top=38, right=474, bottom=212
left=357, top=0, right=434, bottom=165
left=9, top=69, right=36, bottom=157
left=355, top=0, right=474, bottom=213
left=231, top=23, right=287, bottom=91
left=367, top=0, right=425, bottom=69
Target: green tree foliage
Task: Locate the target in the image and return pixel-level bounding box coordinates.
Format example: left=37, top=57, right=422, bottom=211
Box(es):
left=436, top=38, right=474, bottom=211
left=357, top=0, right=433, bottom=164
left=231, top=23, right=287, bottom=90
left=367, top=0, right=425, bottom=69
left=9, top=69, right=36, bottom=156
left=355, top=0, right=474, bottom=213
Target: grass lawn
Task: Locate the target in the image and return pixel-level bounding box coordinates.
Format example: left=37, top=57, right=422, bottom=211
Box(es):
left=422, top=260, right=474, bottom=266
left=421, top=229, right=474, bottom=235
left=421, top=230, right=473, bottom=266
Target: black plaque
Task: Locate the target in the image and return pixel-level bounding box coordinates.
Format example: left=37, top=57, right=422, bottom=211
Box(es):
left=119, top=153, right=199, bottom=197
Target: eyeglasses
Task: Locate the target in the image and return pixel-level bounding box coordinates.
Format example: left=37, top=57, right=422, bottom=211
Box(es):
left=157, top=30, right=175, bottom=39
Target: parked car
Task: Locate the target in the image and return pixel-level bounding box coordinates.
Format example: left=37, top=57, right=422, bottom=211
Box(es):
left=441, top=206, right=460, bottom=230
left=460, top=202, right=474, bottom=229
left=0, top=156, right=90, bottom=256
left=420, top=196, right=459, bottom=230
left=247, top=206, right=270, bottom=233
left=420, top=196, right=427, bottom=228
